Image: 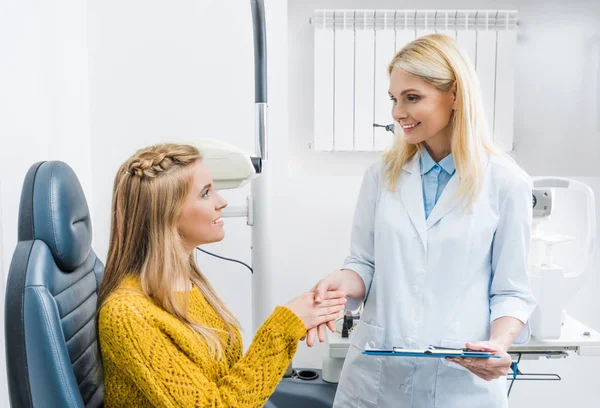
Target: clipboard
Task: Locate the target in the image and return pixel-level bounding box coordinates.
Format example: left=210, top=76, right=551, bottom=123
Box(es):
left=362, top=346, right=501, bottom=359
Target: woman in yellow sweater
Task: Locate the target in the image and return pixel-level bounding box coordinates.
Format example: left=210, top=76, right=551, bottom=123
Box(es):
left=97, top=143, right=346, bottom=407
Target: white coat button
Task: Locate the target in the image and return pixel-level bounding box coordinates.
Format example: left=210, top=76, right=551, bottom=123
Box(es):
left=399, top=384, right=407, bottom=393
left=411, top=286, right=419, bottom=293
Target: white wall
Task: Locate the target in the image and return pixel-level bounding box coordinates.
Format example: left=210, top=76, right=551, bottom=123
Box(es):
left=0, top=0, right=92, bottom=405
left=0, top=182, right=5, bottom=407
left=287, top=0, right=600, bottom=406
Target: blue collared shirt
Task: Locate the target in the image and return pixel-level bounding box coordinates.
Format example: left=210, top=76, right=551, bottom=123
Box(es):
left=420, top=148, right=456, bottom=219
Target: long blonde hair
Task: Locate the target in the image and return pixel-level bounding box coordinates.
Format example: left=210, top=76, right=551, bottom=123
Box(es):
left=383, top=34, right=505, bottom=207
left=98, top=143, right=239, bottom=358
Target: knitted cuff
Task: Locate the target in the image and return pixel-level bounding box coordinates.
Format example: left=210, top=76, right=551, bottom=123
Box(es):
left=264, top=306, right=307, bottom=340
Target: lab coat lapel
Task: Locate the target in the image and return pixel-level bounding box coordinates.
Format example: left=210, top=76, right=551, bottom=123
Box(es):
left=399, top=157, right=427, bottom=244
left=425, top=174, right=460, bottom=229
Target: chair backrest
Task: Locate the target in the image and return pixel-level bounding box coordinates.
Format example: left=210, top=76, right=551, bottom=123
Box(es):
left=5, top=161, right=104, bottom=408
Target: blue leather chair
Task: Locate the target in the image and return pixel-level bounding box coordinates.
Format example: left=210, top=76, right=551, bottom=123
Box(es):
left=5, top=161, right=104, bottom=407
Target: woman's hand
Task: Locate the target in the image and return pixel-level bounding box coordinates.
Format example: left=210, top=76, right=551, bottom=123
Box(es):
left=312, top=272, right=348, bottom=303
left=445, top=341, right=512, bottom=381
left=285, top=290, right=346, bottom=330
left=304, top=271, right=349, bottom=347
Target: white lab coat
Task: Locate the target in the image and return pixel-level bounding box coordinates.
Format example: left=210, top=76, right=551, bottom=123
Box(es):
left=333, top=154, right=537, bottom=408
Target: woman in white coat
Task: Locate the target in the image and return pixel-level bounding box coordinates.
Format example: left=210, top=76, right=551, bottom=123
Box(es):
left=310, top=34, right=537, bottom=408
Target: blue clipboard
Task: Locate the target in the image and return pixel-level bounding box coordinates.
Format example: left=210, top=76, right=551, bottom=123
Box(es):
left=363, top=346, right=500, bottom=359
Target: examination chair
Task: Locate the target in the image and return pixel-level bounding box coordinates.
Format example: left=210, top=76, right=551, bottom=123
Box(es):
left=4, top=161, right=104, bottom=407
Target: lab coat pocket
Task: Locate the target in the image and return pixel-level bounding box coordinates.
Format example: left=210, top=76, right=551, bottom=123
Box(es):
left=337, top=320, right=385, bottom=406
left=438, top=338, right=470, bottom=372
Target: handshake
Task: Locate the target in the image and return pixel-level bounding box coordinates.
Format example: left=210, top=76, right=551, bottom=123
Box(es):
left=285, top=270, right=358, bottom=347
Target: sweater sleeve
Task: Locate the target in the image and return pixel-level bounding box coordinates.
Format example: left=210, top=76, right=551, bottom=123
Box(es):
left=99, top=298, right=306, bottom=408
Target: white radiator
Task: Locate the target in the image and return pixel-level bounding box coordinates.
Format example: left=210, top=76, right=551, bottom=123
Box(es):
left=312, top=10, right=518, bottom=152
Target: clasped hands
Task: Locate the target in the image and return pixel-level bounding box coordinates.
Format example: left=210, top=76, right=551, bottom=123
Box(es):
left=285, top=290, right=347, bottom=337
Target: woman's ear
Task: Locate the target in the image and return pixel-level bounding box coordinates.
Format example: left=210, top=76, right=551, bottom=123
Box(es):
left=451, top=81, right=458, bottom=110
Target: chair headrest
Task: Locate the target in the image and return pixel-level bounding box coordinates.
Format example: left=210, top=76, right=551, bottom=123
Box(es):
left=18, top=161, right=92, bottom=272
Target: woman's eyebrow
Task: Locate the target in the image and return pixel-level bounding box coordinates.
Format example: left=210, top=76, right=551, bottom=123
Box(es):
left=400, top=88, right=419, bottom=96
left=388, top=89, right=420, bottom=96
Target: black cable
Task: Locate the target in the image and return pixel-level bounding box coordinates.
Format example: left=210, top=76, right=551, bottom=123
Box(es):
left=507, top=353, right=522, bottom=398
left=195, top=247, right=253, bottom=274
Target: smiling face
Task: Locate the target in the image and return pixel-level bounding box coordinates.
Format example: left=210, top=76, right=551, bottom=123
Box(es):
left=177, top=160, right=227, bottom=253
left=388, top=68, right=456, bottom=153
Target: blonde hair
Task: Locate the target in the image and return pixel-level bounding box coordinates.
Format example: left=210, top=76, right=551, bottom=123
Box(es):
left=383, top=34, right=505, bottom=208
left=98, top=143, right=239, bottom=358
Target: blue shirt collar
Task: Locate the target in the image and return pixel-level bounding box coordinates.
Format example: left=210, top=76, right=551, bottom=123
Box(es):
left=419, top=147, right=456, bottom=176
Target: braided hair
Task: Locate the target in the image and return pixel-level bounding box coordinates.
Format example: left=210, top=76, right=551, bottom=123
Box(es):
left=125, top=144, right=199, bottom=178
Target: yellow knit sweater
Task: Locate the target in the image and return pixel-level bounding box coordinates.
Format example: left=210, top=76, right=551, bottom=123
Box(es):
left=98, top=277, right=307, bottom=407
